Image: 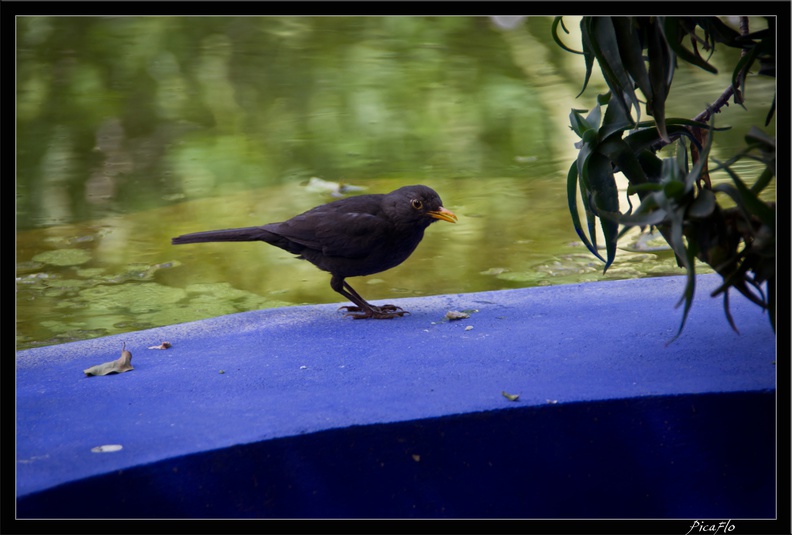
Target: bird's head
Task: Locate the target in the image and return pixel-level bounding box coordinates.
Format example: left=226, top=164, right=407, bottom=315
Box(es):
left=386, top=185, right=458, bottom=228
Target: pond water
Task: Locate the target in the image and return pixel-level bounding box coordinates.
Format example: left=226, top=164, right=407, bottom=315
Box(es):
left=16, top=16, right=776, bottom=350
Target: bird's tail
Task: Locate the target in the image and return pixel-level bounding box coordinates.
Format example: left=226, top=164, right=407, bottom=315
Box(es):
left=172, top=226, right=274, bottom=245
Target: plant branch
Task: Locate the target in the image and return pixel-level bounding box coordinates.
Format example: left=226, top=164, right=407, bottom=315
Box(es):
left=693, top=85, right=736, bottom=123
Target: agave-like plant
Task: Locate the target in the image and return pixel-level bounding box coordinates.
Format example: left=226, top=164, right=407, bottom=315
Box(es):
left=553, top=16, right=776, bottom=341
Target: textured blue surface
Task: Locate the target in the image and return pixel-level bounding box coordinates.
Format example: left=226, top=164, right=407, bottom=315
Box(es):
left=16, top=274, right=776, bottom=518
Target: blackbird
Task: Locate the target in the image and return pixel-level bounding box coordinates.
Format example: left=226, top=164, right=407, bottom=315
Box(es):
left=171, top=185, right=457, bottom=319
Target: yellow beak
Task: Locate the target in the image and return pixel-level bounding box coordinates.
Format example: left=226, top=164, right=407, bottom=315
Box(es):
left=428, top=207, right=458, bottom=223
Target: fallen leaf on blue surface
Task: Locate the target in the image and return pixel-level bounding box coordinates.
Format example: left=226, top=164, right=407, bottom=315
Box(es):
left=502, top=391, right=520, bottom=401
left=91, top=444, right=123, bottom=453
left=84, top=343, right=134, bottom=376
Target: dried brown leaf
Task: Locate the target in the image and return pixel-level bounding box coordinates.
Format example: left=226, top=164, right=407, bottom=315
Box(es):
left=501, top=391, right=520, bottom=402
left=84, top=343, right=134, bottom=376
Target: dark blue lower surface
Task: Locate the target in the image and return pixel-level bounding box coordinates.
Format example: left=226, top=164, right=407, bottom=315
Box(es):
left=17, top=391, right=774, bottom=519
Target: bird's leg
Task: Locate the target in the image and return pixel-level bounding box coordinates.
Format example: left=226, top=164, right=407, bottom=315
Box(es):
left=330, top=276, right=408, bottom=319
left=342, top=281, right=407, bottom=316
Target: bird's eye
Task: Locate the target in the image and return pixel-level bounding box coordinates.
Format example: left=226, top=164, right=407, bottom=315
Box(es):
left=411, top=199, right=423, bottom=210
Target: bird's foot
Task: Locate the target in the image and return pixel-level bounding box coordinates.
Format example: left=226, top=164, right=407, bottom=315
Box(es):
left=338, top=304, right=409, bottom=319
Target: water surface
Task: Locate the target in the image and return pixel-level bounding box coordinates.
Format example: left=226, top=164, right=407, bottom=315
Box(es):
left=16, top=16, right=776, bottom=349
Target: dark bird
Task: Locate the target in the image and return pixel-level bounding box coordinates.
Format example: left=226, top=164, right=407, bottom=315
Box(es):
left=171, top=185, right=457, bottom=319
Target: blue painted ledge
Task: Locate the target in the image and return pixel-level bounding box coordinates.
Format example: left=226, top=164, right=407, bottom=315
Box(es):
left=16, top=274, right=776, bottom=519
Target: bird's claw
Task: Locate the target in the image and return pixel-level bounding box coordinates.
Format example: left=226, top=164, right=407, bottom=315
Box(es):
left=338, top=304, right=409, bottom=319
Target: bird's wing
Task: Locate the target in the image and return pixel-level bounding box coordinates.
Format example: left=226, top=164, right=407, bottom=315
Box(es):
left=269, top=209, right=392, bottom=259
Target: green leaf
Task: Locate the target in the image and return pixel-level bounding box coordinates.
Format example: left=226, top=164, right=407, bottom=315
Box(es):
left=599, top=95, right=635, bottom=139
left=752, top=166, right=775, bottom=195
left=636, top=151, right=664, bottom=183
left=744, top=126, right=775, bottom=149
left=667, top=210, right=689, bottom=270
left=552, top=17, right=582, bottom=54
left=712, top=179, right=775, bottom=229
left=635, top=117, right=731, bottom=130
left=587, top=17, right=641, bottom=121
left=663, top=179, right=686, bottom=199
left=721, top=290, right=739, bottom=333
left=569, top=108, right=592, bottom=137
left=599, top=136, right=649, bottom=186
left=587, top=152, right=620, bottom=271
left=687, top=188, right=716, bottom=218
left=578, top=19, right=597, bottom=97
left=585, top=102, right=603, bottom=132
left=567, top=161, right=606, bottom=262
left=612, top=18, right=653, bottom=103
left=663, top=18, right=719, bottom=74
left=693, top=16, right=742, bottom=47
left=625, top=123, right=710, bottom=154
left=646, top=20, right=673, bottom=142
left=711, top=264, right=769, bottom=310
left=731, top=34, right=774, bottom=104
left=676, top=137, right=689, bottom=171
left=667, top=239, right=697, bottom=345
left=619, top=206, right=669, bottom=227
left=731, top=46, right=758, bottom=104
left=576, top=129, right=599, bottom=188
left=765, top=93, right=776, bottom=126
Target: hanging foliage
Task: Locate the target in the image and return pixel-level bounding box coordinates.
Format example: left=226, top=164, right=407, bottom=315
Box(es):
left=553, top=16, right=776, bottom=340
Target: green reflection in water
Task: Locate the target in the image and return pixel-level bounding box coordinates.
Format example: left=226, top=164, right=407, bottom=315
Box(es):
left=16, top=177, right=707, bottom=350
left=16, top=16, right=773, bottom=349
